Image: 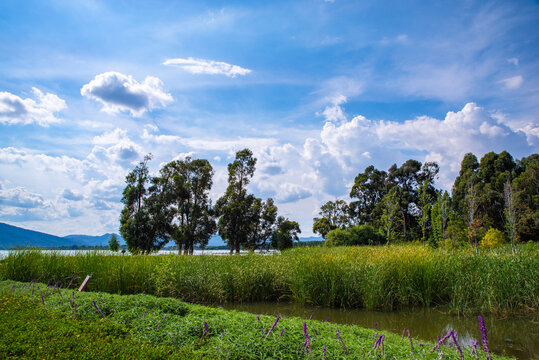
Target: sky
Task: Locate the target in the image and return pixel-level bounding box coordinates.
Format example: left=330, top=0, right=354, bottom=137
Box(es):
left=0, top=0, right=538, bottom=239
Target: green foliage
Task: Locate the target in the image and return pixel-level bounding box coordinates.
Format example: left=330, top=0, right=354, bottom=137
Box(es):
left=325, top=224, right=384, bottom=247
left=120, top=154, right=169, bottom=254
left=1, top=283, right=510, bottom=360
left=155, top=157, right=216, bottom=254
left=349, top=165, right=387, bottom=224
left=312, top=199, right=350, bottom=238
left=1, top=246, right=537, bottom=315
left=512, top=154, right=539, bottom=242
left=481, top=228, right=506, bottom=248
left=271, top=216, right=301, bottom=250
left=108, top=234, right=120, bottom=252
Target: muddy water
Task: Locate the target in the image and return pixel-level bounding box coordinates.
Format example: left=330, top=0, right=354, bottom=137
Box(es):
left=219, top=302, right=538, bottom=359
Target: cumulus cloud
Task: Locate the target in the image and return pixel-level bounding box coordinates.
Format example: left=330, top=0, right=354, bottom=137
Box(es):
left=163, top=57, right=252, bottom=77
left=507, top=58, right=519, bottom=66
left=499, top=75, right=523, bottom=90
left=0, top=186, right=46, bottom=208
left=0, top=88, right=66, bottom=126
left=81, top=72, right=173, bottom=116
left=62, top=189, right=84, bottom=201
left=276, top=183, right=312, bottom=203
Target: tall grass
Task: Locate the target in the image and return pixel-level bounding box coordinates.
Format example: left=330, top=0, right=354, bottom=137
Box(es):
left=1, top=245, right=537, bottom=314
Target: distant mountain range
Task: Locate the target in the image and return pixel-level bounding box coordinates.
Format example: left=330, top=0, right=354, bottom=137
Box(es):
left=0, top=222, right=322, bottom=249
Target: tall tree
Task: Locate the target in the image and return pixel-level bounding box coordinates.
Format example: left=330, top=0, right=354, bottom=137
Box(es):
left=312, top=199, right=350, bottom=238
left=452, top=153, right=480, bottom=217
left=216, top=149, right=257, bottom=254
left=155, top=157, right=216, bottom=255
left=244, top=197, right=278, bottom=251
left=120, top=155, right=169, bottom=254
left=504, top=178, right=517, bottom=252
left=380, top=187, right=403, bottom=245
left=349, top=165, right=388, bottom=224
left=108, top=234, right=120, bottom=252
left=512, top=154, right=539, bottom=242
left=271, top=216, right=301, bottom=250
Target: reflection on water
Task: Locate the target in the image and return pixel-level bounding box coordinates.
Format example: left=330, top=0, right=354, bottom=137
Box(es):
left=219, top=302, right=538, bottom=360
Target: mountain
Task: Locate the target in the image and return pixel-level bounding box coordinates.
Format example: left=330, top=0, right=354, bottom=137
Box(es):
left=0, top=222, right=78, bottom=249
left=62, top=233, right=125, bottom=247
left=0, top=222, right=122, bottom=249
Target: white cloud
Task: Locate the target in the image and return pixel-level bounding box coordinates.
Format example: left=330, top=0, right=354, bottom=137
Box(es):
left=0, top=88, right=66, bottom=126
left=507, top=58, right=519, bottom=66
left=0, top=186, right=46, bottom=208
left=499, top=75, right=523, bottom=90
left=163, top=57, right=252, bottom=77
left=81, top=72, right=173, bottom=116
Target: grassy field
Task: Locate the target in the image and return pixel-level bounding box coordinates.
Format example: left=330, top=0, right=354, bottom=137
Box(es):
left=0, top=244, right=537, bottom=315
left=0, top=280, right=510, bottom=359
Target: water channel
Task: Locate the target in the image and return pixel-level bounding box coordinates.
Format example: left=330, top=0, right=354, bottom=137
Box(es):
left=219, top=302, right=538, bottom=359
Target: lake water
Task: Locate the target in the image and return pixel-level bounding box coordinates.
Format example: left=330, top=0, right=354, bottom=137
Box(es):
left=1, top=249, right=536, bottom=359
left=219, top=302, right=538, bottom=359
left=0, top=249, right=275, bottom=259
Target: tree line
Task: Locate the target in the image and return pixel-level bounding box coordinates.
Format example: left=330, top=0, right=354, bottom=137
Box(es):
left=120, top=149, right=300, bottom=254
left=313, top=151, right=538, bottom=250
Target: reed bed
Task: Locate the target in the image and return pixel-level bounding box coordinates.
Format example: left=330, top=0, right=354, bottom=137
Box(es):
left=0, top=245, right=537, bottom=314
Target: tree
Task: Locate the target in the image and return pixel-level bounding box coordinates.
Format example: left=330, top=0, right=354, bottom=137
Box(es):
left=512, top=154, right=538, bottom=242
left=271, top=216, right=301, bottom=250
left=108, top=234, right=120, bottom=252
left=216, top=149, right=257, bottom=254
left=312, top=199, right=350, bottom=238
left=120, top=154, right=169, bottom=254
left=465, top=177, right=480, bottom=249
left=418, top=179, right=433, bottom=246
left=244, top=197, right=278, bottom=251
left=380, top=187, right=403, bottom=245
left=504, top=178, right=517, bottom=252
left=349, top=166, right=388, bottom=224
left=155, top=157, right=216, bottom=255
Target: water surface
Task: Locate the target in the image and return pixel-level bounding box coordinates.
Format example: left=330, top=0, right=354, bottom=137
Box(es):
left=220, top=302, right=538, bottom=360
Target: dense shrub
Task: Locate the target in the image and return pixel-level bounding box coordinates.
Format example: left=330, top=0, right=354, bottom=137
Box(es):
left=325, top=224, right=385, bottom=247
left=481, top=228, right=506, bottom=248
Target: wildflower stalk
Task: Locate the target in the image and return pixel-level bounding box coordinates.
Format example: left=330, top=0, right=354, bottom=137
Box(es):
left=336, top=328, right=348, bottom=355
left=92, top=300, right=105, bottom=318
left=264, top=316, right=281, bottom=340
left=478, top=316, right=493, bottom=360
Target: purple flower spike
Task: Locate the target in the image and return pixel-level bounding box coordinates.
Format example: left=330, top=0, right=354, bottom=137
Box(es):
left=92, top=300, right=105, bottom=318
left=41, top=295, right=45, bottom=306
left=450, top=330, right=464, bottom=360
left=336, top=329, right=348, bottom=355
left=323, top=346, right=327, bottom=359
left=67, top=274, right=78, bottom=289
left=374, top=322, right=377, bottom=330
left=265, top=316, right=281, bottom=340
left=280, top=328, right=284, bottom=337
left=407, top=329, right=414, bottom=353
left=256, top=315, right=260, bottom=322
left=324, top=317, right=330, bottom=322
left=156, top=322, right=161, bottom=330
left=478, top=316, right=493, bottom=360
left=471, top=340, right=479, bottom=360
left=309, top=312, right=314, bottom=320
left=303, top=322, right=311, bottom=354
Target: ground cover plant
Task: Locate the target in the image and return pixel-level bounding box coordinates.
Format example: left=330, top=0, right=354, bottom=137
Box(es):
left=0, top=280, right=511, bottom=359
left=1, top=244, right=537, bottom=315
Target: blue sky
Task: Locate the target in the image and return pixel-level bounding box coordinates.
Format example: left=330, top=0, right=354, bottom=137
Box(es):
left=0, top=0, right=538, bottom=238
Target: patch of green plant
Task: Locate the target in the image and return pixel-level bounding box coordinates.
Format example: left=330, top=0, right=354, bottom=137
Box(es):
left=0, top=280, right=512, bottom=359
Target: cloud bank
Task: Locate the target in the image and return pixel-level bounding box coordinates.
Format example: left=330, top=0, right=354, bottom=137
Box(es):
left=0, top=88, right=66, bottom=126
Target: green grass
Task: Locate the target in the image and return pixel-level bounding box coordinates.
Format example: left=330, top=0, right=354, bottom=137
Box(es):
left=0, top=280, right=511, bottom=359
left=1, top=244, right=537, bottom=314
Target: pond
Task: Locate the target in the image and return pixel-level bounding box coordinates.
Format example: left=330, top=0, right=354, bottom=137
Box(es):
left=219, top=302, right=538, bottom=360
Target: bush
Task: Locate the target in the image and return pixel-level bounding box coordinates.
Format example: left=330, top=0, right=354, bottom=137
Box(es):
left=481, top=228, right=506, bottom=248
left=325, top=225, right=385, bottom=247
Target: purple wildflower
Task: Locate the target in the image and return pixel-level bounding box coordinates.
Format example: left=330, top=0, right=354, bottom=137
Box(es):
left=303, top=322, right=311, bottom=354
left=256, top=315, right=260, bottom=322
left=374, top=321, right=377, bottom=330
left=324, top=317, right=330, bottom=322
left=36, top=271, right=46, bottom=282
left=368, top=334, right=385, bottom=356
left=200, top=321, right=209, bottom=343
left=73, top=303, right=77, bottom=317
left=264, top=316, right=281, bottom=340
left=11, top=284, right=15, bottom=294
left=336, top=328, right=348, bottom=355
left=471, top=340, right=479, bottom=360
left=41, top=295, right=45, bottom=306
left=450, top=330, right=464, bottom=360
left=66, top=274, right=78, bottom=289
left=323, top=346, right=327, bottom=359
left=280, top=328, right=285, bottom=337
left=92, top=300, right=105, bottom=318
left=156, top=322, right=161, bottom=330
left=478, top=316, right=493, bottom=360
left=407, top=329, right=414, bottom=352
left=309, top=312, right=314, bottom=320
left=163, top=314, right=166, bottom=321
